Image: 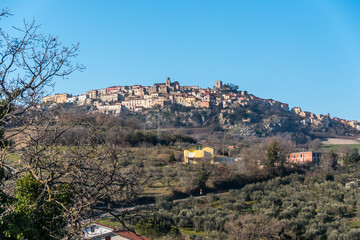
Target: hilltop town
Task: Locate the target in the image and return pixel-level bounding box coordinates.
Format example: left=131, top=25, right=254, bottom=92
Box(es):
left=43, top=77, right=360, bottom=135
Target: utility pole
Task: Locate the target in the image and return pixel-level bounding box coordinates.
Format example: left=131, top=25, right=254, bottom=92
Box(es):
left=222, top=131, right=225, bottom=155
left=157, top=111, right=161, bottom=141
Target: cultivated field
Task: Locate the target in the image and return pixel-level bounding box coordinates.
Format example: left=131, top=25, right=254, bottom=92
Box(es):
left=321, top=138, right=360, bottom=145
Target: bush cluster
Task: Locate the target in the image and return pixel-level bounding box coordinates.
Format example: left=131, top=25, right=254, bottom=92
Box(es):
left=156, top=173, right=360, bottom=239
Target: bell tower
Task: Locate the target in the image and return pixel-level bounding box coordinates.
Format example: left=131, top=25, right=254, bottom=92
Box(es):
left=214, top=80, right=222, bottom=89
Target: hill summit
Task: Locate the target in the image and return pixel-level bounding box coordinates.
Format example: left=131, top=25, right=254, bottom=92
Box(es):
left=42, top=77, right=360, bottom=141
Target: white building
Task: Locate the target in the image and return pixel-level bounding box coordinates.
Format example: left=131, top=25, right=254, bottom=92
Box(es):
left=97, top=104, right=124, bottom=114
left=78, top=94, right=89, bottom=101
left=121, top=98, right=153, bottom=111
left=100, top=93, right=122, bottom=103
left=66, top=96, right=78, bottom=103
left=82, top=223, right=151, bottom=240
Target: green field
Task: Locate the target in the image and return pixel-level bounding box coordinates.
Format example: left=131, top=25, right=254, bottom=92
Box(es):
left=321, top=144, right=360, bottom=152
left=179, top=227, right=209, bottom=237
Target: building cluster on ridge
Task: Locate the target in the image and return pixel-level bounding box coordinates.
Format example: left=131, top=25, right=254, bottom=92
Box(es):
left=291, top=107, right=360, bottom=130
left=42, top=77, right=287, bottom=113
left=42, top=77, right=360, bottom=131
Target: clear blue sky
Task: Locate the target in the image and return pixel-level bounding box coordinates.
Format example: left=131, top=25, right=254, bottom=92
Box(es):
left=2, top=0, right=360, bottom=120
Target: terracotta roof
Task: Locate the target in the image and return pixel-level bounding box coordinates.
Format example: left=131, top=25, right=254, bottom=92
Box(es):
left=114, top=230, right=152, bottom=240
left=85, top=223, right=152, bottom=240
left=184, top=142, right=215, bottom=150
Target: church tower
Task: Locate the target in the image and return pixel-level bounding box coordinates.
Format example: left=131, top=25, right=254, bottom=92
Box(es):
left=166, top=77, right=171, bottom=87
left=214, top=80, right=222, bottom=89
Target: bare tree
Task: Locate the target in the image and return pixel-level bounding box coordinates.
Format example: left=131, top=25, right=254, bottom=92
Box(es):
left=239, top=144, right=267, bottom=175
left=239, top=137, right=294, bottom=175
left=1, top=108, right=149, bottom=239
left=308, top=138, right=322, bottom=150
left=321, top=150, right=338, bottom=173
left=0, top=11, right=150, bottom=239
left=0, top=9, right=10, bottom=19
left=0, top=9, right=82, bottom=187
left=0, top=10, right=83, bottom=155
left=225, top=214, right=283, bottom=240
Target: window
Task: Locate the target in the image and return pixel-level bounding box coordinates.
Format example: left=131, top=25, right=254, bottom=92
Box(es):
left=196, top=145, right=203, bottom=150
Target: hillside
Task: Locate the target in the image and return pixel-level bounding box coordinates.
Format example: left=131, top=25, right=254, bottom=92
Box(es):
left=44, top=78, right=360, bottom=144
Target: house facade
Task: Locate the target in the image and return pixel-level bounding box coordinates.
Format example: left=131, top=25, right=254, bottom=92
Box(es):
left=100, top=93, right=123, bottom=103
left=287, top=151, right=322, bottom=164
left=42, top=93, right=70, bottom=103
left=184, top=143, right=215, bottom=164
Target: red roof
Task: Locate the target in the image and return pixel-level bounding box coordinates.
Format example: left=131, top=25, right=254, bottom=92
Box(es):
left=114, top=230, right=152, bottom=240
left=88, top=223, right=151, bottom=240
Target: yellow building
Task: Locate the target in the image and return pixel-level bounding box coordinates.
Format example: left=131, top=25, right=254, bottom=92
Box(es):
left=184, top=143, right=215, bottom=164
left=42, top=93, right=70, bottom=103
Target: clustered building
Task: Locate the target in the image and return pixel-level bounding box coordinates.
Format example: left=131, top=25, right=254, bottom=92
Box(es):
left=42, top=78, right=290, bottom=114
left=43, top=77, right=262, bottom=114
left=291, top=107, right=360, bottom=130
left=42, top=77, right=360, bottom=131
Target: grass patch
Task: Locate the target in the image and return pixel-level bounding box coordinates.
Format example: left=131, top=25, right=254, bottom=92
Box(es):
left=179, top=228, right=209, bottom=236
left=350, top=219, right=360, bottom=229
left=141, top=186, right=172, bottom=197
left=212, top=200, right=221, bottom=208
left=321, top=144, right=360, bottom=152
left=7, top=153, right=20, bottom=164
left=141, top=181, right=177, bottom=197
left=241, top=208, right=254, bottom=213
left=96, top=217, right=124, bottom=229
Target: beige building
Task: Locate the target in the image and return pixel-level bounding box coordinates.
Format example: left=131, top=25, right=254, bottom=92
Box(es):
left=78, top=94, right=90, bottom=105
left=42, top=93, right=70, bottom=103
left=291, top=107, right=302, bottom=114
left=194, top=101, right=210, bottom=108
left=86, top=90, right=98, bottom=99
left=100, top=93, right=122, bottom=103
left=152, top=97, right=170, bottom=108
left=347, top=121, right=360, bottom=130
left=299, top=111, right=315, bottom=118
left=132, top=86, right=146, bottom=96
left=175, top=95, right=197, bottom=107
left=97, top=104, right=124, bottom=114
left=97, top=88, right=107, bottom=95
left=121, top=98, right=153, bottom=110
left=180, top=86, right=199, bottom=91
